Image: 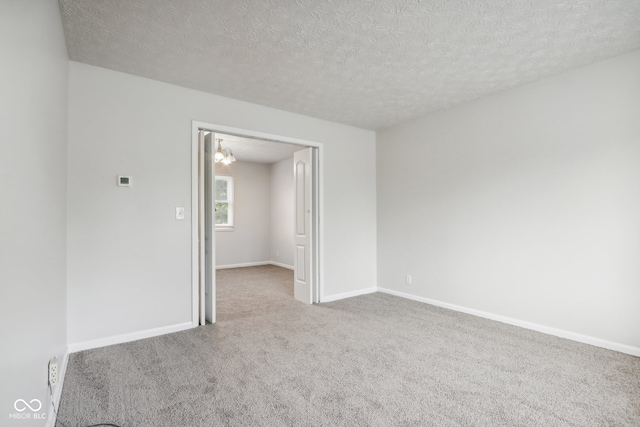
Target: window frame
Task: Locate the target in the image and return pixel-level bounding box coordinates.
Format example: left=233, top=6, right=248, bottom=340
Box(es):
left=214, top=175, right=234, bottom=230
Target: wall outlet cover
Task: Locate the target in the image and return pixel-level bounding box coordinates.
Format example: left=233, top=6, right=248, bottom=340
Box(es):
left=48, top=357, right=59, bottom=386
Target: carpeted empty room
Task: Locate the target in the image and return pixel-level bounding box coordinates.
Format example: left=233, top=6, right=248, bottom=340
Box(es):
left=58, top=266, right=640, bottom=426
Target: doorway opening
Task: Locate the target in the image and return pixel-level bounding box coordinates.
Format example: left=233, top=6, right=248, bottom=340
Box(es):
left=191, top=121, right=322, bottom=326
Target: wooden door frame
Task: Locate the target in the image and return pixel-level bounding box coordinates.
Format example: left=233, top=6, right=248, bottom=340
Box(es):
left=191, top=121, right=323, bottom=326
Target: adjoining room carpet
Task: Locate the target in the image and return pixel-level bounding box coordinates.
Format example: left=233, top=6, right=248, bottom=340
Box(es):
left=58, top=265, right=640, bottom=426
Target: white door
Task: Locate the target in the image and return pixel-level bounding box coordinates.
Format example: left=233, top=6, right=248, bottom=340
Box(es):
left=198, top=131, right=216, bottom=325
left=294, top=147, right=315, bottom=304
left=198, top=131, right=206, bottom=325
left=204, top=133, right=216, bottom=323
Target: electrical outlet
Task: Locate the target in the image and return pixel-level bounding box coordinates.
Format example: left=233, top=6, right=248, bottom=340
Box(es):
left=48, top=357, right=58, bottom=386
left=405, top=274, right=412, bottom=285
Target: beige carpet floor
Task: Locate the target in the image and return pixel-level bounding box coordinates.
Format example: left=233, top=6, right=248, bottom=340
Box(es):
left=58, top=265, right=640, bottom=426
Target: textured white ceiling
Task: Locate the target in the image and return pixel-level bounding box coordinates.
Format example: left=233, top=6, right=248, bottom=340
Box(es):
left=213, top=133, right=303, bottom=164
left=59, top=0, right=640, bottom=130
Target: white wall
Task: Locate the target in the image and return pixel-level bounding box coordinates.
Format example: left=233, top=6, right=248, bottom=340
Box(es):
left=0, top=0, right=68, bottom=424
left=377, top=49, right=640, bottom=352
left=216, top=156, right=296, bottom=269
left=270, top=157, right=295, bottom=267
left=215, top=161, right=271, bottom=267
left=67, top=61, right=377, bottom=345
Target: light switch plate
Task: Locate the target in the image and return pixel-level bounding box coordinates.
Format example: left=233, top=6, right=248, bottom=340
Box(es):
left=176, top=207, right=185, bottom=220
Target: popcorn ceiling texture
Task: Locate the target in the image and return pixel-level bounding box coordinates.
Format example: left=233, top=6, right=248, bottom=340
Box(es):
left=59, top=0, right=640, bottom=130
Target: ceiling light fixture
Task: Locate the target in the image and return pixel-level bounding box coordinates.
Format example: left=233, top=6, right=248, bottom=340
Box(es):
left=214, top=138, right=236, bottom=165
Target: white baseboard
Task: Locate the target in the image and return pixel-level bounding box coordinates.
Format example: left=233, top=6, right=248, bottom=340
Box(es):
left=377, top=287, right=640, bottom=357
left=67, top=322, right=194, bottom=353
left=216, top=261, right=270, bottom=270
left=322, top=287, right=377, bottom=303
left=46, top=348, right=69, bottom=427
left=269, top=261, right=294, bottom=270
left=216, top=261, right=294, bottom=270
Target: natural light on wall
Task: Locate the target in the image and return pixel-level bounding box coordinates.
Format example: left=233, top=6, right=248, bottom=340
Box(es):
left=215, top=175, right=234, bottom=228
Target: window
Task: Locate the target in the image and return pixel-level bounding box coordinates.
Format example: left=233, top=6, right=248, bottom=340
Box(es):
left=215, top=176, right=234, bottom=229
